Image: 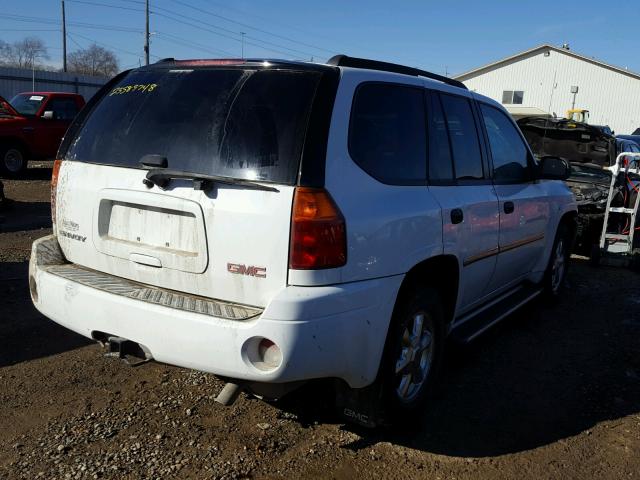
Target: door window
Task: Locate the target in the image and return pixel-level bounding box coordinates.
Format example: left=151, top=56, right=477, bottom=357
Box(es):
left=47, top=97, right=80, bottom=121
left=480, top=104, right=530, bottom=182
left=349, top=83, right=427, bottom=184
left=427, top=93, right=454, bottom=182
left=439, top=93, right=484, bottom=180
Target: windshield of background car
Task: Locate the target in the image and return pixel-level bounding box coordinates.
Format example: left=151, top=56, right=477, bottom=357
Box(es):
left=9, top=94, right=47, bottom=116
left=64, top=67, right=322, bottom=185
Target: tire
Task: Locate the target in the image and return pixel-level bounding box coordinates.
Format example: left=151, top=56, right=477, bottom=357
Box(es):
left=0, top=144, right=28, bottom=178
left=544, top=222, right=572, bottom=298
left=376, top=285, right=445, bottom=422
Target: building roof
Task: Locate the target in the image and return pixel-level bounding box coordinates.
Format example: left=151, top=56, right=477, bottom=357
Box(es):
left=454, top=44, right=640, bottom=82
left=503, top=106, right=550, bottom=118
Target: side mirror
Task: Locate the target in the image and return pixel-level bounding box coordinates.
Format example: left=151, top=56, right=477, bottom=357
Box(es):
left=539, top=156, right=570, bottom=180
left=41, top=111, right=54, bottom=120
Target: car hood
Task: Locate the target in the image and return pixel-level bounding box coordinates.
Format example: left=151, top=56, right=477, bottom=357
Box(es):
left=0, top=95, right=21, bottom=118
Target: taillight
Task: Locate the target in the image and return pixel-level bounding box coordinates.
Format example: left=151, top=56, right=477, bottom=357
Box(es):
left=51, top=159, right=62, bottom=232
left=289, top=187, right=346, bottom=270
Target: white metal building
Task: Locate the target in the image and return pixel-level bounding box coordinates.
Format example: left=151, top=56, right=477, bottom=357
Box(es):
left=455, top=44, right=640, bottom=135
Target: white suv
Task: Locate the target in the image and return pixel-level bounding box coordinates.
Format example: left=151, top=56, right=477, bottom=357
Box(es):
left=30, top=55, right=576, bottom=426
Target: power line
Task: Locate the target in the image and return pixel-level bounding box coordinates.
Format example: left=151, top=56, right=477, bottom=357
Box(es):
left=169, top=0, right=335, bottom=56
left=154, top=32, right=235, bottom=57
left=151, top=10, right=309, bottom=59
left=66, top=33, right=84, bottom=50
left=180, top=0, right=385, bottom=59
left=68, top=31, right=158, bottom=60
left=55, top=1, right=312, bottom=61
left=0, top=28, right=61, bottom=32
left=0, top=13, right=142, bottom=33
left=151, top=5, right=318, bottom=58
left=65, top=0, right=144, bottom=12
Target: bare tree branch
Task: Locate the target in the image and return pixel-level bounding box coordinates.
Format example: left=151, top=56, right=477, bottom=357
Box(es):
left=68, top=44, right=119, bottom=77
left=0, top=37, right=49, bottom=69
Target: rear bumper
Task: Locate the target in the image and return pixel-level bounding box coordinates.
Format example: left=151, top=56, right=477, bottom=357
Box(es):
left=29, top=235, right=402, bottom=388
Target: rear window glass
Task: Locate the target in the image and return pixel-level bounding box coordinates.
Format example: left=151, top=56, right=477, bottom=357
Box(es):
left=47, top=97, right=80, bottom=120
left=349, top=83, right=427, bottom=184
left=64, top=68, right=322, bottom=184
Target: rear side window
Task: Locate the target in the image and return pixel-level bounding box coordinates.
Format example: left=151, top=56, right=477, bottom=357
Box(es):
left=480, top=104, right=530, bottom=182
left=428, top=93, right=454, bottom=182
left=64, top=68, right=322, bottom=185
left=349, top=83, right=426, bottom=184
left=440, top=94, right=484, bottom=180
left=47, top=97, right=80, bottom=120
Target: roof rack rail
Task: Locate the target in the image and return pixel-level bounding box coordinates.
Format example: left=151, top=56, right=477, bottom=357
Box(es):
left=326, top=54, right=467, bottom=90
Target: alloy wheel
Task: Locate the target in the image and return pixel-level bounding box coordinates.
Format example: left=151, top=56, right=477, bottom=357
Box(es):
left=394, top=312, right=434, bottom=403
left=550, top=238, right=566, bottom=292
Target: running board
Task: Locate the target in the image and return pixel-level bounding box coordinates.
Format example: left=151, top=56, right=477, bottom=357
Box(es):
left=451, top=285, right=543, bottom=343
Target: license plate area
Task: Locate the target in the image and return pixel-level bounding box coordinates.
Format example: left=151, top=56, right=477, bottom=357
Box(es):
left=94, top=189, right=208, bottom=273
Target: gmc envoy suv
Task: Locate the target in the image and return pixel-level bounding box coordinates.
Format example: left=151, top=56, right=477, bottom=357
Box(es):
left=29, top=55, right=576, bottom=426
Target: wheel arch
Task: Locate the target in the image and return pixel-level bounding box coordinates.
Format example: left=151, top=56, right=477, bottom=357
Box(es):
left=396, top=254, right=460, bottom=327
left=555, top=209, right=579, bottom=254
left=0, top=136, right=31, bottom=158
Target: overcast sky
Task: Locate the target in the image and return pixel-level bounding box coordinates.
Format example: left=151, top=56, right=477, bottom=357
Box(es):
left=1, top=0, right=638, bottom=76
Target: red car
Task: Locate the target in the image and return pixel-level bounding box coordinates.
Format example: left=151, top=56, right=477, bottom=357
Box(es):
left=0, top=92, right=85, bottom=177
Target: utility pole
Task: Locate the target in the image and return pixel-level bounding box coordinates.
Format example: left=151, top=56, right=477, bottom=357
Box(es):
left=62, top=1, right=67, bottom=72
left=144, top=0, right=150, bottom=65
left=240, top=32, right=246, bottom=59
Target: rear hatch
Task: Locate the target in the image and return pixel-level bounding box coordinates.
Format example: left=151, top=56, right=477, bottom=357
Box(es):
left=55, top=62, right=333, bottom=307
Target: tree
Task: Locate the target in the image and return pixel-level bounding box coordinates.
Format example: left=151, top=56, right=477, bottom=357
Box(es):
left=68, top=44, right=119, bottom=77
left=0, top=36, right=49, bottom=68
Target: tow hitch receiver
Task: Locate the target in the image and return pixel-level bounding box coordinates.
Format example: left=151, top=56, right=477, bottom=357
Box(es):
left=103, top=336, right=152, bottom=367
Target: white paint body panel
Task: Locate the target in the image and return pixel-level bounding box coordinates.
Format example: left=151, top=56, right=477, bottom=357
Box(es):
left=56, top=161, right=294, bottom=308
left=30, top=241, right=402, bottom=388
left=34, top=64, right=578, bottom=389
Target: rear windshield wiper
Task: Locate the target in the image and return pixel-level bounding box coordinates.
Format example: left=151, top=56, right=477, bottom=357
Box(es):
left=144, top=169, right=280, bottom=193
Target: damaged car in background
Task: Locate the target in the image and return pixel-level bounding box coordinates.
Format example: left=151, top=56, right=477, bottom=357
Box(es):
left=517, top=116, right=640, bottom=256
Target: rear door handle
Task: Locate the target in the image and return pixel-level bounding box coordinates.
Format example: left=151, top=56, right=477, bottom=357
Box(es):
left=504, top=201, right=515, bottom=214
left=451, top=208, right=464, bottom=224
left=130, top=253, right=162, bottom=268
left=22, top=127, right=34, bottom=133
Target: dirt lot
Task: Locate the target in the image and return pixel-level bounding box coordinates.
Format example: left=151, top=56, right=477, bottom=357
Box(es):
left=0, top=165, right=639, bottom=479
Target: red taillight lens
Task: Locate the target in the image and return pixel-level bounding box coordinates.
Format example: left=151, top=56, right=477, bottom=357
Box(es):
left=51, top=159, right=62, bottom=230
left=289, top=187, right=346, bottom=270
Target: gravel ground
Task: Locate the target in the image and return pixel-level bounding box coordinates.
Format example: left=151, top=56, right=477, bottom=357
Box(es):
left=0, top=166, right=639, bottom=479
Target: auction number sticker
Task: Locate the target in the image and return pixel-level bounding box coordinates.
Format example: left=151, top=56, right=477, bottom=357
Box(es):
left=109, top=83, right=158, bottom=96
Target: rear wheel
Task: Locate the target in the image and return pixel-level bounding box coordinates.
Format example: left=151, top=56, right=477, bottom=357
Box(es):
left=0, top=144, right=27, bottom=178
left=379, top=285, right=445, bottom=420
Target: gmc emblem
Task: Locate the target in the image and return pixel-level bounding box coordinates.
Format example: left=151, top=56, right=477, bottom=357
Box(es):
left=227, top=263, right=267, bottom=278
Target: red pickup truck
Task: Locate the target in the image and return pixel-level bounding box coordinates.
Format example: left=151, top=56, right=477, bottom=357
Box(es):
left=0, top=92, right=85, bottom=177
